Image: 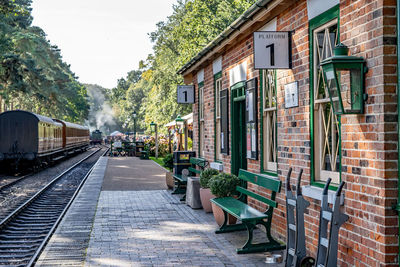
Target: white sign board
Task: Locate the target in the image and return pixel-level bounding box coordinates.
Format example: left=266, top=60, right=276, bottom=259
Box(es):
left=253, top=31, right=291, bottom=69
left=177, top=85, right=195, bottom=104
left=284, top=81, right=299, bottom=108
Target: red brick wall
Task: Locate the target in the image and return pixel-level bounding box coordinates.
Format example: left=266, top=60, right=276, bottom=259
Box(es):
left=190, top=0, right=398, bottom=265
left=338, top=0, right=398, bottom=266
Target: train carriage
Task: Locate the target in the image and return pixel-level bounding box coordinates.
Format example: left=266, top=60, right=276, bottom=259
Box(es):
left=0, top=110, right=90, bottom=170
left=53, top=119, right=90, bottom=150
left=0, top=110, right=63, bottom=161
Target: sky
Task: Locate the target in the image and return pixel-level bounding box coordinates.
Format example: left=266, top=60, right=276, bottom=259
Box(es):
left=31, top=0, right=177, bottom=89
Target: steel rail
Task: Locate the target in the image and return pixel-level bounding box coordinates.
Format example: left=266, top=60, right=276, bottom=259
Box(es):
left=0, top=173, right=32, bottom=192
left=27, top=147, right=109, bottom=267
left=0, top=147, right=107, bottom=266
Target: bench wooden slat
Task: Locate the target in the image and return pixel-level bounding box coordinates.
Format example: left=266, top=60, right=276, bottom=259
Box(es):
left=189, top=157, right=207, bottom=168
left=173, top=174, right=187, bottom=182
left=211, top=197, right=268, bottom=221
left=238, top=169, right=281, bottom=193
left=236, top=186, right=277, bottom=208
left=210, top=168, right=285, bottom=254
left=188, top=167, right=201, bottom=174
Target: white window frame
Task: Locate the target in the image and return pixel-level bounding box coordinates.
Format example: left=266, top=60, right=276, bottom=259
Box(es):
left=199, top=86, right=204, bottom=157
left=262, top=69, right=277, bottom=172
left=215, top=78, right=222, bottom=160
left=313, top=19, right=340, bottom=184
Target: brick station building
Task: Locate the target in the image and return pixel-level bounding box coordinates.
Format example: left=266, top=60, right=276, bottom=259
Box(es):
left=178, top=0, right=400, bottom=266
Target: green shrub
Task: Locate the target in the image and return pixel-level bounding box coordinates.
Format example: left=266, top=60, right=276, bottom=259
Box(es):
left=209, top=173, right=239, bottom=198
left=163, top=153, right=173, bottom=170
left=199, top=168, right=219, bottom=188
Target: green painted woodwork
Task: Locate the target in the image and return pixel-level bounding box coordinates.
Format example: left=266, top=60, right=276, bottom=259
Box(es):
left=188, top=167, right=201, bottom=174
left=210, top=168, right=285, bottom=254
left=190, top=157, right=207, bottom=167
left=198, top=83, right=204, bottom=157
left=231, top=82, right=247, bottom=175
left=259, top=70, right=278, bottom=176
left=397, top=0, right=400, bottom=262
left=211, top=197, right=268, bottom=220
left=236, top=187, right=277, bottom=208
left=320, top=44, right=367, bottom=114
left=172, top=157, right=206, bottom=200
left=309, top=5, right=341, bottom=190
left=238, top=169, right=281, bottom=193
left=214, top=72, right=222, bottom=161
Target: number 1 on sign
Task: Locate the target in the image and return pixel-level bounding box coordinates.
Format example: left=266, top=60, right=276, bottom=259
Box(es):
left=183, top=91, right=187, bottom=102
left=266, top=43, right=275, bottom=66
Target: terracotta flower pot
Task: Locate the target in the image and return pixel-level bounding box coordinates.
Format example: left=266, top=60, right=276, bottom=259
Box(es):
left=200, top=188, right=215, bottom=213
left=165, top=171, right=174, bottom=189
left=211, top=202, right=237, bottom=226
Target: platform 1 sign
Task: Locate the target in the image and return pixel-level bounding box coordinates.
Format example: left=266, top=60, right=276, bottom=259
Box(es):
left=177, top=85, right=195, bottom=104
left=253, top=31, right=291, bottom=69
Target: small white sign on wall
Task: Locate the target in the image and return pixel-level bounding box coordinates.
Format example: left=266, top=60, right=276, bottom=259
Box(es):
left=284, top=81, right=299, bottom=108
left=177, top=85, right=195, bottom=104
left=253, top=31, right=291, bottom=69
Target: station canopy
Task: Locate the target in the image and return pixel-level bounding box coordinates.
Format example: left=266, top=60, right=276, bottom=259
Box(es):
left=110, top=130, right=123, bottom=136
left=165, top=113, right=193, bottom=128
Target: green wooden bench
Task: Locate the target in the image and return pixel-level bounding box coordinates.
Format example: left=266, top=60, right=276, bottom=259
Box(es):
left=172, top=157, right=208, bottom=200
left=210, top=169, right=285, bottom=254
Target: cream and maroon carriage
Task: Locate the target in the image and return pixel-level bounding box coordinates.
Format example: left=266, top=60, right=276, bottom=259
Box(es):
left=0, top=110, right=89, bottom=170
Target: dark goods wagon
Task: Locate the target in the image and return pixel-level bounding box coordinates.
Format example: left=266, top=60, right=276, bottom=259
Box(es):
left=0, top=110, right=64, bottom=170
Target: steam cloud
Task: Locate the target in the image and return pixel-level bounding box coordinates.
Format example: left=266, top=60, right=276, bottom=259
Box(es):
left=85, top=84, right=116, bottom=134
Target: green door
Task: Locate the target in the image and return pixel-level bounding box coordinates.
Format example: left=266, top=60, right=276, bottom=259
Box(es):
left=231, top=82, right=247, bottom=175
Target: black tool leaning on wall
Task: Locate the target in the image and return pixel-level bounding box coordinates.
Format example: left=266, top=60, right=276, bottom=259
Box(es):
left=315, top=179, right=348, bottom=267
left=285, top=171, right=348, bottom=267
left=285, top=168, right=314, bottom=267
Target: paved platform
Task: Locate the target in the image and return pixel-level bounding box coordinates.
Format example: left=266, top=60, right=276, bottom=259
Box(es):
left=37, top=157, right=285, bottom=266
left=102, top=157, right=168, bottom=191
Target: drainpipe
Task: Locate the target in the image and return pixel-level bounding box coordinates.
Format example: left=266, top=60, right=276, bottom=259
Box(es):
left=397, top=0, right=400, bottom=262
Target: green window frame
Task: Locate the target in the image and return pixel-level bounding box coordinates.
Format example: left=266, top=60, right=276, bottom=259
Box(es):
left=260, top=69, right=278, bottom=176
left=309, top=5, right=341, bottom=189
left=214, top=72, right=223, bottom=162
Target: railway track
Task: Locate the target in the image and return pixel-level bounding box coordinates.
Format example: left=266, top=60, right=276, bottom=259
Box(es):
left=0, top=147, right=108, bottom=266
left=0, top=174, right=32, bottom=192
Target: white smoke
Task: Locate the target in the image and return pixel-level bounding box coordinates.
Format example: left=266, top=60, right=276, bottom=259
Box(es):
left=85, top=84, right=116, bottom=134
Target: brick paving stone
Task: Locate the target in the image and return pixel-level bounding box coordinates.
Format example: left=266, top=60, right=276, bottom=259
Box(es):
left=38, top=156, right=285, bottom=266
left=85, top=190, right=284, bottom=267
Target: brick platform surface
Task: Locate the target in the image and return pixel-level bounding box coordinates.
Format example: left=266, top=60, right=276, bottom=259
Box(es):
left=37, top=156, right=284, bottom=266
left=102, top=157, right=168, bottom=191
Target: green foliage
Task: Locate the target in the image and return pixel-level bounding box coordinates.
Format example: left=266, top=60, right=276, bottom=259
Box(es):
left=144, top=135, right=170, bottom=157
left=209, top=173, right=239, bottom=198
left=163, top=153, right=174, bottom=170
left=105, top=0, right=256, bottom=134
left=0, top=1, right=89, bottom=122
left=199, top=168, right=219, bottom=189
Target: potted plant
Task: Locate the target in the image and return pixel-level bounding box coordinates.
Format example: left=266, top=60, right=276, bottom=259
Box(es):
left=208, top=172, right=239, bottom=226
left=199, top=168, right=219, bottom=212
left=163, top=153, right=174, bottom=189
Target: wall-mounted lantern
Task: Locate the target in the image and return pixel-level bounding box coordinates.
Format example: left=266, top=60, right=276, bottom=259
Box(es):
left=320, top=43, right=368, bottom=115
left=150, top=121, right=157, bottom=133
left=175, top=115, right=186, bottom=151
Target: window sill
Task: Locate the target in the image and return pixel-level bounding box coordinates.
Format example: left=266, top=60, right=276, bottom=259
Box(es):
left=210, top=162, right=223, bottom=171
left=301, top=185, right=344, bottom=205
